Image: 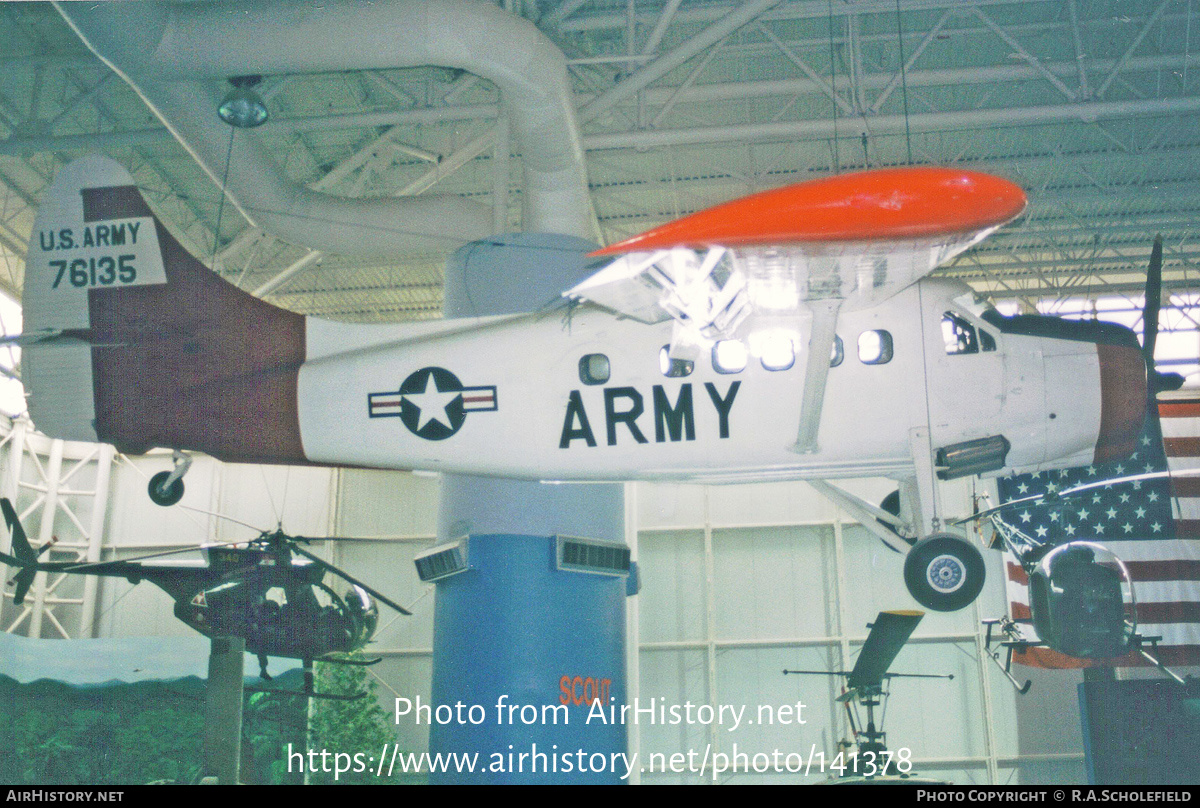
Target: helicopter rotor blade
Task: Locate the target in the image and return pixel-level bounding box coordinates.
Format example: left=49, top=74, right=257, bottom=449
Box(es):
left=847, top=610, right=924, bottom=692
left=289, top=544, right=412, bottom=615
left=177, top=504, right=268, bottom=535
left=58, top=535, right=260, bottom=573
left=954, top=467, right=1200, bottom=525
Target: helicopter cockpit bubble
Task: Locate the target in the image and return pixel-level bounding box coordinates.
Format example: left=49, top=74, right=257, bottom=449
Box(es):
left=1028, top=541, right=1136, bottom=659
left=344, top=585, right=379, bottom=647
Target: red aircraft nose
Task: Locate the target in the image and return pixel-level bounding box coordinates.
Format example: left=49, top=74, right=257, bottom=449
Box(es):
left=1094, top=343, right=1147, bottom=463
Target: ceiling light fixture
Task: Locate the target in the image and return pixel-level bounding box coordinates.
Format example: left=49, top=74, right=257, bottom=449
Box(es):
left=217, top=75, right=268, bottom=128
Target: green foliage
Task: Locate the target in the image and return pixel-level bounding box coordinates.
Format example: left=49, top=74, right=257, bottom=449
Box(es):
left=306, top=655, right=412, bottom=784
left=241, top=678, right=308, bottom=784
left=0, top=672, right=309, bottom=785
left=0, top=675, right=207, bottom=785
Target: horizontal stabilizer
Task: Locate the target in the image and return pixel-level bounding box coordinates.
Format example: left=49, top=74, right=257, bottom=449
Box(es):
left=847, top=609, right=925, bottom=691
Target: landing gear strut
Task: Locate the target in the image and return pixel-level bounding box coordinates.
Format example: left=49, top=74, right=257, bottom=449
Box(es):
left=149, top=451, right=191, bottom=507
left=903, top=533, right=986, bottom=612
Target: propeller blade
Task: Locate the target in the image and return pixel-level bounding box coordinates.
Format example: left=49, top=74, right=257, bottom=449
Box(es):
left=846, top=610, right=924, bottom=691
left=1143, top=235, right=1163, bottom=366
left=289, top=544, right=412, bottom=615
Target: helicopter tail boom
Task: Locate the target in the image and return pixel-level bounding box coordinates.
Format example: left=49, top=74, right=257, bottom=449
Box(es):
left=1, top=498, right=39, bottom=605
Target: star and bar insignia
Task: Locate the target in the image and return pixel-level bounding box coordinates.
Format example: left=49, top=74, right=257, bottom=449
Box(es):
left=368, top=366, right=497, bottom=441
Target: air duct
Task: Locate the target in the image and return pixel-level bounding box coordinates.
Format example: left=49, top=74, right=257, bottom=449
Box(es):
left=55, top=0, right=596, bottom=257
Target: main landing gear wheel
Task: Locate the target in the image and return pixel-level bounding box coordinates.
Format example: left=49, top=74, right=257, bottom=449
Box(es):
left=148, top=471, right=184, bottom=507
left=903, top=533, right=986, bottom=612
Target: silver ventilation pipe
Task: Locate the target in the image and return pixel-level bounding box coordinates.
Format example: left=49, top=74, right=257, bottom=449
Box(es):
left=55, top=0, right=596, bottom=257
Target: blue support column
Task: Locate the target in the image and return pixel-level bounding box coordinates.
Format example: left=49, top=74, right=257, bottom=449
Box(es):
left=427, top=234, right=630, bottom=784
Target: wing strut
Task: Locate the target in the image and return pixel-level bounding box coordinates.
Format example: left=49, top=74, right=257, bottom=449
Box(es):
left=793, top=299, right=841, bottom=453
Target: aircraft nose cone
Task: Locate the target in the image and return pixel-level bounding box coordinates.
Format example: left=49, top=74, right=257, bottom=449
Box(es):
left=1094, top=343, right=1147, bottom=463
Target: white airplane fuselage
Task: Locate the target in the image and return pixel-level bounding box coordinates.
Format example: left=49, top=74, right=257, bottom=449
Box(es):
left=294, top=277, right=1131, bottom=485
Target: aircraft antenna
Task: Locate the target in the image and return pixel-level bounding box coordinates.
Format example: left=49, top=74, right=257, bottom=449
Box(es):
left=895, top=0, right=913, bottom=165
left=826, top=0, right=840, bottom=173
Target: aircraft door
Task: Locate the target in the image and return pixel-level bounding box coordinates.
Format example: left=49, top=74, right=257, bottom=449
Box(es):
left=923, top=305, right=1006, bottom=442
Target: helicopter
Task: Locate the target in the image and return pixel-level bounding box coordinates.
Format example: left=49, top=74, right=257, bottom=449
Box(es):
left=960, top=469, right=1199, bottom=694
left=0, top=498, right=410, bottom=699
left=784, top=610, right=952, bottom=783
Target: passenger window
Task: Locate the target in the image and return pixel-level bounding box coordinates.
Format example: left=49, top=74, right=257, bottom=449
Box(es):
left=760, top=334, right=795, bottom=371
left=859, top=330, right=893, bottom=365
left=712, top=340, right=747, bottom=374
left=830, top=335, right=844, bottom=368
left=942, top=312, right=980, bottom=355
left=659, top=345, right=694, bottom=378
left=579, top=354, right=610, bottom=385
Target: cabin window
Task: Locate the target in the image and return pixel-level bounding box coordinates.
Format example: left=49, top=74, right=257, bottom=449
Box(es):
left=579, top=353, right=610, bottom=385
left=659, top=345, right=694, bottom=378
left=942, top=312, right=983, bottom=355
left=980, top=327, right=997, bottom=352
left=858, top=330, right=893, bottom=365
left=759, top=334, right=796, bottom=371
left=712, top=340, right=747, bottom=374
left=830, top=335, right=844, bottom=367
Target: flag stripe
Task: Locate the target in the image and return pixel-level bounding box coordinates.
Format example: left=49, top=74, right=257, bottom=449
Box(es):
left=1014, top=645, right=1200, bottom=668
left=1122, top=560, right=1200, bottom=581
left=1165, top=437, right=1200, bottom=456
left=1160, top=402, right=1200, bottom=418
left=1170, top=478, right=1200, bottom=497
left=1136, top=602, right=1200, bottom=623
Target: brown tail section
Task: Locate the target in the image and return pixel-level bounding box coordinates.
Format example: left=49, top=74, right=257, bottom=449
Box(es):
left=85, top=190, right=308, bottom=464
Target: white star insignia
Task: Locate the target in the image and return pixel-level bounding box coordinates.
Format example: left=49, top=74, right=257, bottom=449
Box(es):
left=404, top=372, right=461, bottom=431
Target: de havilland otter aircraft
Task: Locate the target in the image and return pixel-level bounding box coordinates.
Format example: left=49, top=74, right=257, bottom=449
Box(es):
left=15, top=155, right=1151, bottom=613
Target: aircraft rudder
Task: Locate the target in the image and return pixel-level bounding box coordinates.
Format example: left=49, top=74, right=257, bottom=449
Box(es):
left=23, top=155, right=170, bottom=443
left=24, top=155, right=310, bottom=464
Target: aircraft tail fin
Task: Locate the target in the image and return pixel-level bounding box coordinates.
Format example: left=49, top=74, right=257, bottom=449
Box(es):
left=1, top=498, right=37, bottom=605
left=23, top=155, right=309, bottom=464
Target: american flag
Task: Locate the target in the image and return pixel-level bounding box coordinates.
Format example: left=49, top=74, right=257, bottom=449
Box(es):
left=998, top=392, right=1200, bottom=668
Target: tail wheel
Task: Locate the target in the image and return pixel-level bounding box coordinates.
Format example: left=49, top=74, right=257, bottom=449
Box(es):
left=148, top=471, right=184, bottom=507
left=903, top=533, right=986, bottom=612
left=877, top=489, right=916, bottom=550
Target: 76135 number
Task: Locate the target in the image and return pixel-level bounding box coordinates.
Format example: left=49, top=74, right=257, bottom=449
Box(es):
left=50, top=255, right=136, bottom=289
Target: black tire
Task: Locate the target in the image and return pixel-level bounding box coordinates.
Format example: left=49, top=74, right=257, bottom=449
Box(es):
left=148, top=470, right=184, bottom=507
left=903, top=533, right=986, bottom=612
